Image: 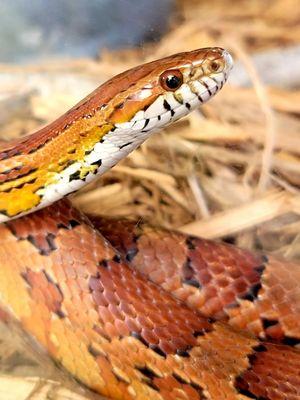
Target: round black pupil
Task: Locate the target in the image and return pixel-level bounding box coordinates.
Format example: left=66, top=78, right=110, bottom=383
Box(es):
left=166, top=75, right=181, bottom=89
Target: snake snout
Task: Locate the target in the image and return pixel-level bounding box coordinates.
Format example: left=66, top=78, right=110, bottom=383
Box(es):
left=222, top=49, right=234, bottom=73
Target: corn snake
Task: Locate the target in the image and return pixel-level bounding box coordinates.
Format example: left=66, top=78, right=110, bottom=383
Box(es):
left=0, top=48, right=300, bottom=399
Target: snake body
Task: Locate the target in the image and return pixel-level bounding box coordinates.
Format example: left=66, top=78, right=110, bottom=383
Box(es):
left=0, top=48, right=300, bottom=400
left=93, top=217, right=300, bottom=345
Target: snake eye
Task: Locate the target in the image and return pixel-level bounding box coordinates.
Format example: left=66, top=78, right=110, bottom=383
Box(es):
left=209, top=60, right=223, bottom=73
left=160, top=69, right=183, bottom=91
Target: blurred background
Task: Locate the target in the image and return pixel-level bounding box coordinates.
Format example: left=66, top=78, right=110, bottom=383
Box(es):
left=0, top=1, right=300, bottom=399
left=0, top=0, right=174, bottom=63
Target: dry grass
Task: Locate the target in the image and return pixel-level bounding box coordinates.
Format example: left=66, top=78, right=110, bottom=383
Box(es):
left=0, top=0, right=300, bottom=398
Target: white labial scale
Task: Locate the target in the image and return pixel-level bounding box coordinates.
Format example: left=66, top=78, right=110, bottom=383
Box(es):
left=205, top=78, right=219, bottom=95
left=114, top=121, right=135, bottom=130
left=201, top=76, right=218, bottom=93
left=144, top=96, right=165, bottom=119
left=164, top=92, right=181, bottom=109
left=132, top=119, right=147, bottom=131
left=188, top=95, right=202, bottom=109
left=175, top=83, right=195, bottom=103
left=212, top=72, right=225, bottom=85
left=144, top=117, right=159, bottom=131
left=131, top=110, right=144, bottom=122
left=156, top=111, right=172, bottom=128
left=172, top=104, right=187, bottom=119
left=191, top=81, right=211, bottom=102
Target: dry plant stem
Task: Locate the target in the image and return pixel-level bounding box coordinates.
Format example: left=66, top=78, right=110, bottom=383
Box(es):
left=187, top=173, right=211, bottom=219
left=0, top=376, right=98, bottom=400
left=113, top=165, right=190, bottom=211
left=227, top=39, right=277, bottom=193
left=180, top=190, right=296, bottom=239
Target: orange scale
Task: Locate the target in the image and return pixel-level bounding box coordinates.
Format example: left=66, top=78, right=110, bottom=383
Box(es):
left=209, top=263, right=225, bottom=275
left=114, top=318, right=130, bottom=337
left=67, top=277, right=83, bottom=298
left=124, top=317, right=140, bottom=333
left=108, top=303, right=125, bottom=321
left=104, top=322, right=120, bottom=338
left=172, top=286, right=190, bottom=301
left=98, top=305, right=115, bottom=324
left=104, top=289, right=121, bottom=306
left=136, top=314, right=154, bottom=330
left=89, top=275, right=105, bottom=292
left=141, top=328, right=159, bottom=346
left=202, top=284, right=218, bottom=298
left=232, top=277, right=249, bottom=294
left=202, top=297, right=223, bottom=315
left=202, top=251, right=220, bottom=264
left=219, top=288, right=236, bottom=305
left=138, top=241, right=156, bottom=260
left=245, top=318, right=262, bottom=333
left=31, top=286, right=47, bottom=305
left=106, top=275, right=122, bottom=292
left=149, top=269, right=166, bottom=285
left=282, top=276, right=298, bottom=291
left=197, top=270, right=212, bottom=285
left=215, top=276, right=230, bottom=288
left=282, top=313, right=300, bottom=328
left=289, top=374, right=300, bottom=387
left=76, top=276, right=90, bottom=293
left=93, top=290, right=109, bottom=308
left=60, top=234, right=77, bottom=250
left=162, top=278, right=180, bottom=293
left=171, top=335, right=195, bottom=351
left=227, top=266, right=243, bottom=280
left=153, top=326, right=173, bottom=340
left=119, top=300, right=137, bottom=317
left=72, top=249, right=91, bottom=265
left=194, top=257, right=210, bottom=274
left=63, top=262, right=78, bottom=280
left=143, top=311, right=164, bottom=326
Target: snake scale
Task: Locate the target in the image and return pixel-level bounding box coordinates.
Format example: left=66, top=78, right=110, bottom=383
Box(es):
left=0, top=47, right=300, bottom=400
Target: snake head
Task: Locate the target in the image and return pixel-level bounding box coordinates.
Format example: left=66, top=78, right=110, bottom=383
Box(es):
left=88, top=47, right=233, bottom=181
left=109, top=47, right=233, bottom=126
